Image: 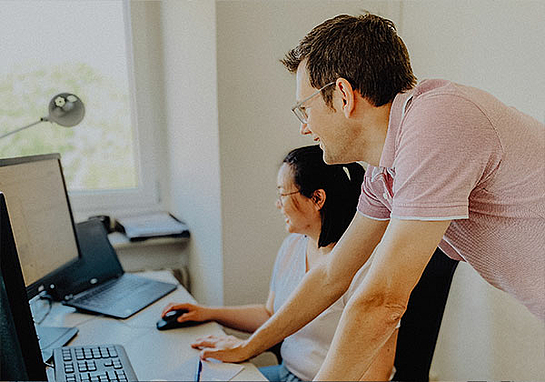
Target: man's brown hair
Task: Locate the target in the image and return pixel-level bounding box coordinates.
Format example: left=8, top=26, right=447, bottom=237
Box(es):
left=281, top=13, right=416, bottom=107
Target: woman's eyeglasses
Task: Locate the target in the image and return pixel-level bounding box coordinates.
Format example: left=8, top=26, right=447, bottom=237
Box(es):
left=277, top=190, right=300, bottom=206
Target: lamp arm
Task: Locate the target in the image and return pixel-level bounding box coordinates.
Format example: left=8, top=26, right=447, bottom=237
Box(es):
left=0, top=118, right=47, bottom=140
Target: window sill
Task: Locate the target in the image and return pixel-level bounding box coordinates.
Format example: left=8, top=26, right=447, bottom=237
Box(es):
left=108, top=231, right=189, bottom=250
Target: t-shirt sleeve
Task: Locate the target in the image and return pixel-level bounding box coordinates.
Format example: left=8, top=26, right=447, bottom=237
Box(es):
left=357, top=167, right=392, bottom=220
left=390, top=94, right=502, bottom=220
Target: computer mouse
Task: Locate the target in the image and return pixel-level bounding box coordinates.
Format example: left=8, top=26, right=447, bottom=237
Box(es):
left=156, top=309, right=200, bottom=331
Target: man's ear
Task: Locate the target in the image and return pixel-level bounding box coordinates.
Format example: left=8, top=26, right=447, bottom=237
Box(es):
left=312, top=189, right=326, bottom=210
left=336, top=78, right=356, bottom=118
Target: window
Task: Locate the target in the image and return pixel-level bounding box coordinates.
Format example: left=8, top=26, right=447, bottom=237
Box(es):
left=0, top=1, right=163, bottom=216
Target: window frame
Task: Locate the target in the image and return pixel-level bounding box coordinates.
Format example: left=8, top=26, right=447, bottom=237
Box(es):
left=68, top=0, right=166, bottom=219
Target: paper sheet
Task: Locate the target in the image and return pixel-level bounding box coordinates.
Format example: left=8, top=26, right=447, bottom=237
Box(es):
left=158, top=356, right=244, bottom=381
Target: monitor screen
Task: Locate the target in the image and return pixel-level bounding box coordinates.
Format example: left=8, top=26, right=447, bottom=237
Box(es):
left=0, top=192, right=48, bottom=380
left=0, top=154, right=79, bottom=298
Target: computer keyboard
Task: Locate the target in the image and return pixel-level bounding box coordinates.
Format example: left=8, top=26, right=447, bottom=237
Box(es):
left=53, top=344, right=138, bottom=382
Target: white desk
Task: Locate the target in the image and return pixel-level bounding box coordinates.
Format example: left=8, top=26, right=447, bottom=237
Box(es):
left=40, top=271, right=266, bottom=381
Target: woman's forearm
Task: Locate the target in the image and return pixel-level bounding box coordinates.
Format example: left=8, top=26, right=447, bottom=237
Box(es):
left=207, top=304, right=273, bottom=333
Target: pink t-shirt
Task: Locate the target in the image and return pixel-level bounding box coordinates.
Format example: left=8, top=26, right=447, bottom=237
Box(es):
left=358, top=79, right=545, bottom=320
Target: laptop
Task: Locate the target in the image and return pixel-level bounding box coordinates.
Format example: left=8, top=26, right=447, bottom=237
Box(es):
left=61, top=218, right=177, bottom=319
left=0, top=153, right=175, bottom=320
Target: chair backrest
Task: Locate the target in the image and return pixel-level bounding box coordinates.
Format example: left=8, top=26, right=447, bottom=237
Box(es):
left=393, top=248, right=459, bottom=381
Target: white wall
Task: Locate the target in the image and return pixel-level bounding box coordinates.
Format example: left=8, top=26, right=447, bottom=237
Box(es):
left=160, top=1, right=224, bottom=305
left=156, top=0, right=544, bottom=379
left=401, top=0, right=544, bottom=122
left=215, top=0, right=400, bottom=306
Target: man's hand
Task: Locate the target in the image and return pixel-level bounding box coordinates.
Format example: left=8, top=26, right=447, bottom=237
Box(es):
left=191, top=335, right=253, bottom=362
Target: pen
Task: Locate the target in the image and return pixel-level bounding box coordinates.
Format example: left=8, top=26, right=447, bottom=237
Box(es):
left=195, top=358, right=202, bottom=382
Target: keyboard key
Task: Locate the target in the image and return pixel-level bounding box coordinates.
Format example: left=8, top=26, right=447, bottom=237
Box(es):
left=100, top=347, right=109, bottom=358
left=62, top=349, right=73, bottom=362
left=107, top=347, right=118, bottom=358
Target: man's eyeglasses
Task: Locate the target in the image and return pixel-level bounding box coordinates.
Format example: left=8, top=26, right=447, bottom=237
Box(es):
left=277, top=190, right=300, bottom=207
left=291, top=82, right=335, bottom=124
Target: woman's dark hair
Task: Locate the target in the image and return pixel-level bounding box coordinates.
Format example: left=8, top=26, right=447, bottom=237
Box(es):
left=283, top=145, right=364, bottom=247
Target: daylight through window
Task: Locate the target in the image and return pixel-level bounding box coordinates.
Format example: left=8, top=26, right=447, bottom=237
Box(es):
left=0, top=0, right=137, bottom=192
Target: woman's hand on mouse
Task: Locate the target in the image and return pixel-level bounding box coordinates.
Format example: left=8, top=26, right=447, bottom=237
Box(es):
left=161, top=303, right=212, bottom=323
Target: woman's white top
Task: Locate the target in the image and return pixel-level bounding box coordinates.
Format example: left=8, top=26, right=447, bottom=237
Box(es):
left=269, top=233, right=375, bottom=381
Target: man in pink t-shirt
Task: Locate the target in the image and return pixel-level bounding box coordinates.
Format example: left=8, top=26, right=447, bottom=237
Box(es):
left=358, top=79, right=544, bottom=320
left=190, top=13, right=544, bottom=380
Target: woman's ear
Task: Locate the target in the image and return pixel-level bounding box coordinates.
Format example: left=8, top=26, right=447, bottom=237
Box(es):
left=312, top=189, right=326, bottom=210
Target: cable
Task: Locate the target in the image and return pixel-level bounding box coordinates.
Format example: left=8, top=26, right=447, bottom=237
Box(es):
left=34, top=291, right=53, bottom=324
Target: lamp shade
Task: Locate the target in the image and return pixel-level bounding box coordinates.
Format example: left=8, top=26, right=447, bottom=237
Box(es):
left=45, top=93, right=85, bottom=127
left=0, top=93, right=85, bottom=140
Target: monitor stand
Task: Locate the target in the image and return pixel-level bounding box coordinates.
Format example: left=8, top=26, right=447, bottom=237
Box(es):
left=36, top=324, right=79, bottom=362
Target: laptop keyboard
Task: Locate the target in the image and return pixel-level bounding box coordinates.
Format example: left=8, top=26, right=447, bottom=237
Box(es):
left=54, top=344, right=138, bottom=382
left=63, top=273, right=177, bottom=319
left=71, top=276, right=147, bottom=307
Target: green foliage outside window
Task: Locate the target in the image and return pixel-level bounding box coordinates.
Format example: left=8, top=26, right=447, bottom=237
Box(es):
left=0, top=63, right=137, bottom=191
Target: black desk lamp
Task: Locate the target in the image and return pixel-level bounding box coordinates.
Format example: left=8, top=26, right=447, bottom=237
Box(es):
left=0, top=93, right=85, bottom=140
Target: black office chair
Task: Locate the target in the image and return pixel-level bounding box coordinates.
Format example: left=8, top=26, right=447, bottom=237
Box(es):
left=393, top=248, right=459, bottom=381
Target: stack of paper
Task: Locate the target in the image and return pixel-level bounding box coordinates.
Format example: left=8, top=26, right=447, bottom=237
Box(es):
left=114, top=212, right=190, bottom=241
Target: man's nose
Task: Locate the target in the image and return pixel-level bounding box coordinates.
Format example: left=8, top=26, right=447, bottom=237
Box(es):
left=300, top=122, right=311, bottom=135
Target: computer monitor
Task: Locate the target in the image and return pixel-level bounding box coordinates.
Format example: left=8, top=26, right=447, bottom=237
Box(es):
left=0, top=153, right=80, bottom=299
left=0, top=192, right=48, bottom=380
left=0, top=154, right=80, bottom=363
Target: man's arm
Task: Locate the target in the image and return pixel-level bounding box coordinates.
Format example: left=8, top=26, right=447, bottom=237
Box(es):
left=198, top=213, right=389, bottom=362
left=315, top=218, right=451, bottom=381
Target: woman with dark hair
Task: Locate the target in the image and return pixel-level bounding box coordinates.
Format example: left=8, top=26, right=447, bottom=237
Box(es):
left=162, top=145, right=398, bottom=381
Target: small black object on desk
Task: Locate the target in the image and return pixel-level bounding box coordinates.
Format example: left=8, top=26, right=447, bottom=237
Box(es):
left=156, top=309, right=200, bottom=331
